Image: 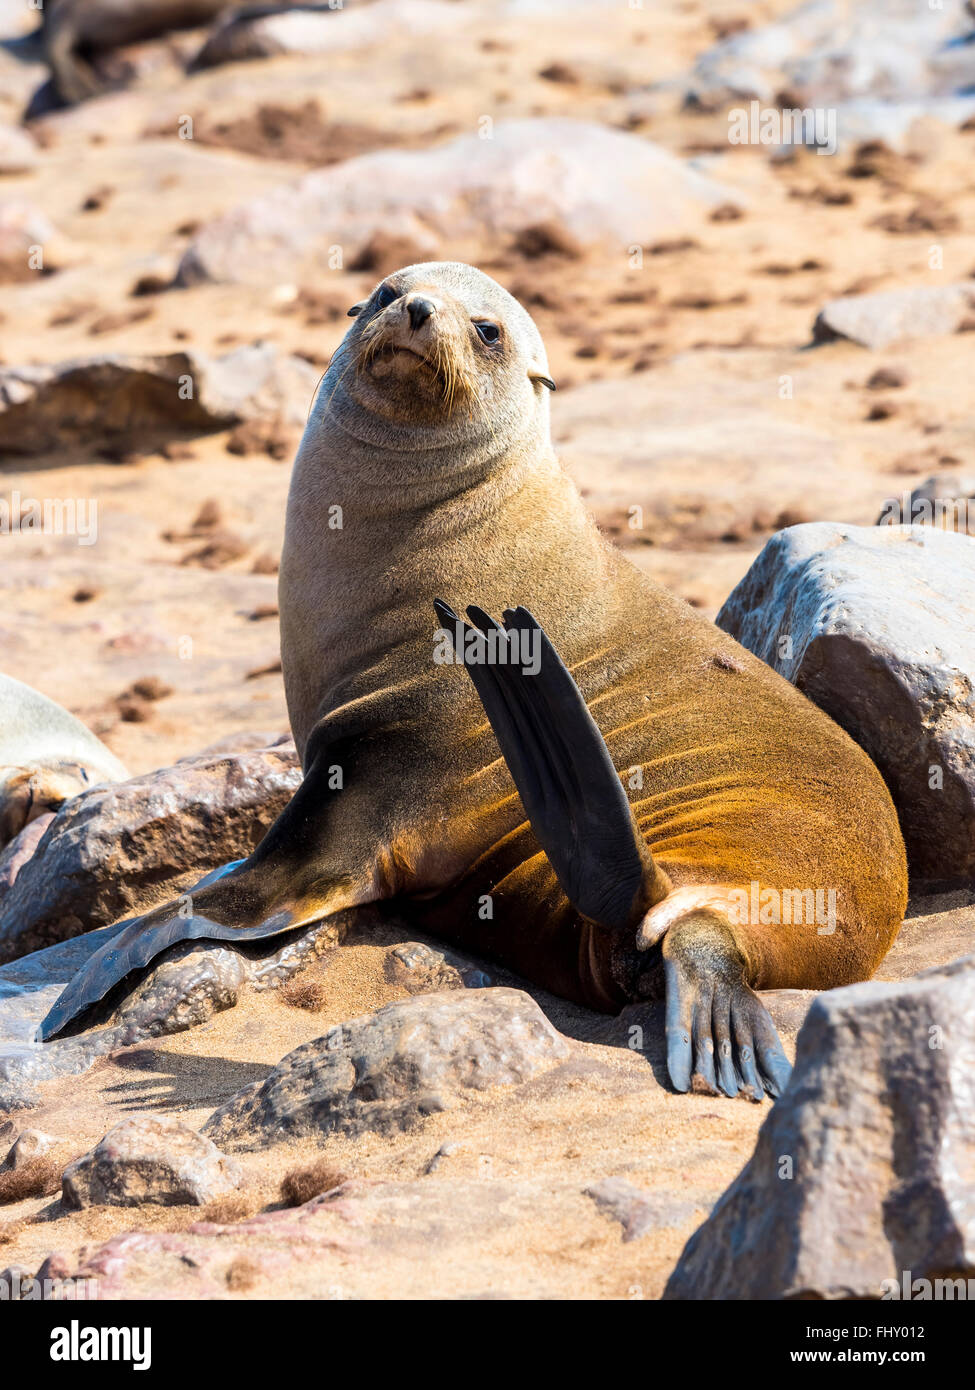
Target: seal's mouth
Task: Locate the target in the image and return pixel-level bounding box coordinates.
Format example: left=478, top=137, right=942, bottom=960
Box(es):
left=355, top=321, right=479, bottom=415
left=368, top=342, right=432, bottom=366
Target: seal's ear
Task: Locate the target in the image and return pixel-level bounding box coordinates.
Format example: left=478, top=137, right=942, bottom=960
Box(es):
left=347, top=301, right=367, bottom=318
left=529, top=368, right=556, bottom=391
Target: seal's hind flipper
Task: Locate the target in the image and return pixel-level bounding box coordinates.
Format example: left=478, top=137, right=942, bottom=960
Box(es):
left=434, top=600, right=669, bottom=933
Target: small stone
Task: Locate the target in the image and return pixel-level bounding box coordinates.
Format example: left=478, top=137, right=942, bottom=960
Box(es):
left=426, top=1141, right=461, bottom=1174
left=813, top=285, right=975, bottom=351
left=62, top=1115, right=242, bottom=1210
left=586, top=1177, right=701, bottom=1241
left=865, top=367, right=908, bottom=390
left=1, top=1128, right=57, bottom=1171
left=385, top=941, right=464, bottom=993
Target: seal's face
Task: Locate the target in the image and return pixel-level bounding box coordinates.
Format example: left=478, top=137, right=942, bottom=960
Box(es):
left=338, top=261, right=555, bottom=435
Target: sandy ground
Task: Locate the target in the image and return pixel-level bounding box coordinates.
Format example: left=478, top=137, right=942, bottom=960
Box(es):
left=2, top=900, right=973, bottom=1299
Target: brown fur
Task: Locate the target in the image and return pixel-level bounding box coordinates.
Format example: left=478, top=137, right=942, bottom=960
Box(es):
left=271, top=261, right=906, bottom=1010
left=42, top=0, right=233, bottom=103
left=48, top=264, right=906, bottom=1049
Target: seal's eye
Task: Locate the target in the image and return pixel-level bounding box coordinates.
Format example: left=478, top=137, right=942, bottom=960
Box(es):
left=473, top=321, right=501, bottom=345
left=375, top=283, right=398, bottom=310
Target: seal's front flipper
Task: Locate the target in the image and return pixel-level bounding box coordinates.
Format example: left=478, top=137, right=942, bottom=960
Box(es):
left=662, top=912, right=792, bottom=1102
left=434, top=600, right=669, bottom=933
left=39, top=732, right=386, bottom=1041
left=37, top=862, right=304, bottom=1042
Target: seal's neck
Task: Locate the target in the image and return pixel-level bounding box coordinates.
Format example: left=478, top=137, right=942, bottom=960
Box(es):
left=303, top=365, right=548, bottom=513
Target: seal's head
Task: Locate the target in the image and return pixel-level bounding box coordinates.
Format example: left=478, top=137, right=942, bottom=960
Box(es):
left=325, top=262, right=554, bottom=448
left=0, top=760, right=92, bottom=847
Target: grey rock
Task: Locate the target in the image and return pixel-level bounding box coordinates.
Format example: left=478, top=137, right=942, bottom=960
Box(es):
left=664, top=953, right=975, bottom=1299
left=812, top=284, right=975, bottom=350
left=425, top=1140, right=461, bottom=1174
left=203, top=988, right=571, bottom=1151
left=717, top=523, right=975, bottom=880
left=62, top=1114, right=242, bottom=1209
left=0, top=1266, right=35, bottom=1300
left=0, top=743, right=301, bottom=964
left=1, top=1126, right=57, bottom=1171
left=0, top=342, right=319, bottom=456
left=586, top=1177, right=702, bottom=1241
left=384, top=941, right=465, bottom=993
left=684, top=0, right=975, bottom=124
left=177, top=119, right=742, bottom=287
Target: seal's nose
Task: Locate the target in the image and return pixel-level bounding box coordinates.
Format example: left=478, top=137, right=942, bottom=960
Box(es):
left=407, top=296, right=436, bottom=331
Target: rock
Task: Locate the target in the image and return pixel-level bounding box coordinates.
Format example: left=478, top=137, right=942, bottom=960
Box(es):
left=425, top=1140, right=461, bottom=1174
left=1, top=1126, right=57, bottom=1170
left=684, top=0, right=975, bottom=130
left=812, top=284, right=975, bottom=350
left=663, top=953, right=975, bottom=1299
left=716, top=523, right=975, bottom=881
left=0, top=813, right=54, bottom=902
left=203, top=988, right=571, bottom=1151
left=0, top=343, right=319, bottom=456
left=34, top=1252, right=73, bottom=1285
left=62, top=1115, right=242, bottom=1209
left=384, top=940, right=493, bottom=993
left=0, top=743, right=301, bottom=964
left=586, top=1177, right=701, bottom=1241
left=177, top=119, right=742, bottom=286
left=876, top=473, right=975, bottom=536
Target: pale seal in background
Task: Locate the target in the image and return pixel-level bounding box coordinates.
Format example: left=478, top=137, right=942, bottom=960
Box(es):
left=0, top=672, right=128, bottom=847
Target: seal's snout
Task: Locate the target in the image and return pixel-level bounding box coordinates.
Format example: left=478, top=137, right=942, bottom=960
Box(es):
left=407, top=296, right=436, bottom=331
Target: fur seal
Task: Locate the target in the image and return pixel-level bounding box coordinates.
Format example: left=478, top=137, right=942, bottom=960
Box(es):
left=39, top=0, right=231, bottom=103
left=38, top=2, right=340, bottom=104
left=40, top=262, right=907, bottom=1102
left=0, top=673, right=128, bottom=848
